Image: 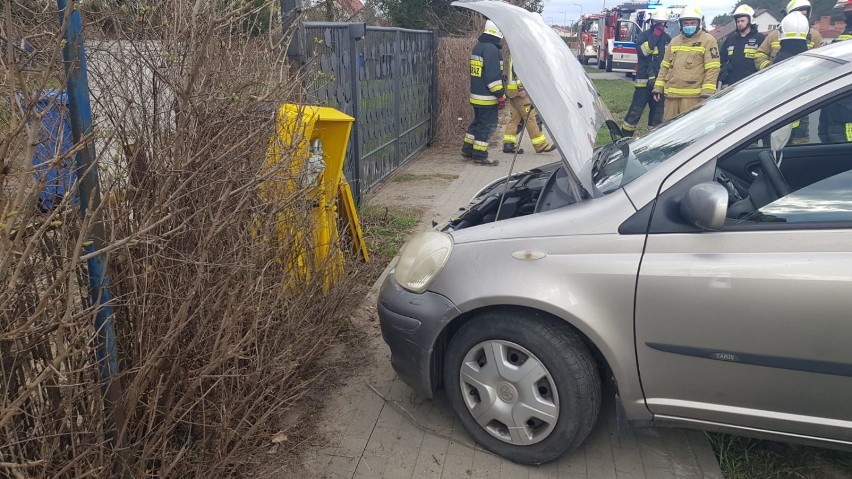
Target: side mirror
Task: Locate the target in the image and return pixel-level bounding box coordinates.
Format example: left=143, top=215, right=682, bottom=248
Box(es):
left=680, top=182, right=728, bottom=231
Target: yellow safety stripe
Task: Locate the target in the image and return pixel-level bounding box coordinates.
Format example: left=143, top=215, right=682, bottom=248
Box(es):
left=531, top=134, right=547, bottom=145
left=503, top=134, right=517, bottom=143
left=758, top=60, right=770, bottom=69
left=488, top=80, right=503, bottom=92
left=783, top=32, right=807, bottom=39
left=470, top=97, right=498, bottom=106
left=792, top=120, right=800, bottom=128
left=702, top=84, right=717, bottom=91
left=654, top=79, right=665, bottom=88
left=705, top=61, right=720, bottom=70
left=473, top=141, right=488, bottom=151
left=838, top=34, right=852, bottom=41
left=665, top=86, right=702, bottom=96
left=464, top=134, right=474, bottom=144
left=661, top=60, right=671, bottom=68
left=635, top=80, right=648, bottom=88
left=771, top=41, right=780, bottom=48
left=846, top=123, right=852, bottom=141
left=622, top=123, right=636, bottom=131
left=471, top=54, right=484, bottom=61
left=671, top=45, right=706, bottom=53
left=807, top=42, right=815, bottom=48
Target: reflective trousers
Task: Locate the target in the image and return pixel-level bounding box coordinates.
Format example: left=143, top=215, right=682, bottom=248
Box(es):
left=502, top=96, right=548, bottom=151
left=663, top=96, right=703, bottom=122
left=462, top=106, right=499, bottom=161
left=623, top=84, right=664, bottom=136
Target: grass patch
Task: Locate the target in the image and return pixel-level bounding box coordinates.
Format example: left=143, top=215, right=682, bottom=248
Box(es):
left=708, top=433, right=852, bottom=479
left=583, top=64, right=601, bottom=73
left=358, top=205, right=422, bottom=264
left=390, top=173, right=459, bottom=183
left=592, top=78, right=651, bottom=145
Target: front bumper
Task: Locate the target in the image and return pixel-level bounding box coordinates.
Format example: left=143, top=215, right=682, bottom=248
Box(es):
left=377, top=273, right=462, bottom=398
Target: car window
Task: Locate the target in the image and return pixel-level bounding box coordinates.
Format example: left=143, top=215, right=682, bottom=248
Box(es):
left=593, top=54, right=842, bottom=196
left=716, top=94, right=852, bottom=226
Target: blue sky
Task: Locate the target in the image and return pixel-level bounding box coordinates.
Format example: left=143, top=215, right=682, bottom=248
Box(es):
left=540, top=0, right=737, bottom=27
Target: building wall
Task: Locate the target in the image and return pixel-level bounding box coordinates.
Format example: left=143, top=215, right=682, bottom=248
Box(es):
left=754, top=12, right=780, bottom=32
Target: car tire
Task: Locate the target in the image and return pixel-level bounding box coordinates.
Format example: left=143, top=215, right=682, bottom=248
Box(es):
left=443, top=311, right=601, bottom=465
left=597, top=56, right=605, bottom=70
left=605, top=54, right=613, bottom=72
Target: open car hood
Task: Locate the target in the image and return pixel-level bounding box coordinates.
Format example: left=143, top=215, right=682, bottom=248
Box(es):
left=452, top=0, right=609, bottom=192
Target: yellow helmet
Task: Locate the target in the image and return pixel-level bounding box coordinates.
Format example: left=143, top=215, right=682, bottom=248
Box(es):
left=733, top=5, right=755, bottom=23
left=785, top=0, right=812, bottom=17
left=679, top=4, right=703, bottom=21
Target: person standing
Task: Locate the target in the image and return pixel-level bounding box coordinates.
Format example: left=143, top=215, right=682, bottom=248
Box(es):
left=719, top=5, right=764, bottom=88
left=754, top=0, right=823, bottom=70
left=653, top=5, right=720, bottom=121
left=501, top=59, right=556, bottom=154
left=462, top=20, right=506, bottom=166
left=818, top=0, right=852, bottom=142
left=622, top=9, right=671, bottom=136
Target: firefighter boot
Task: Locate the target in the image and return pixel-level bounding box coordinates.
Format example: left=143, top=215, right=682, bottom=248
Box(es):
left=502, top=143, right=524, bottom=154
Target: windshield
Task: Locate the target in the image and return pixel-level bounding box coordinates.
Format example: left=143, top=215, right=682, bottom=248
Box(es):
left=591, top=54, right=842, bottom=196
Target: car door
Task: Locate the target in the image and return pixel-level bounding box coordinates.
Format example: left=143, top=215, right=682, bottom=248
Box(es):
left=634, top=102, right=852, bottom=443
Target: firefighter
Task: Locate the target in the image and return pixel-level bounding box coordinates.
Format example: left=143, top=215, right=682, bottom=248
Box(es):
left=818, top=0, right=852, bottom=142
left=719, top=5, right=764, bottom=88
left=754, top=0, right=823, bottom=70
left=622, top=8, right=671, bottom=136
left=502, top=60, right=556, bottom=154
left=462, top=20, right=506, bottom=166
left=652, top=5, right=720, bottom=121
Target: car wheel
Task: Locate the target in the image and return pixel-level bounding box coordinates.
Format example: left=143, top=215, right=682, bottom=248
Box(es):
left=597, top=56, right=605, bottom=70
left=605, top=54, right=613, bottom=72
left=443, top=311, right=601, bottom=465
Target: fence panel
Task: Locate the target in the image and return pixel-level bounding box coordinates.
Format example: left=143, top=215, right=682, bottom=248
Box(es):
left=302, top=23, right=436, bottom=204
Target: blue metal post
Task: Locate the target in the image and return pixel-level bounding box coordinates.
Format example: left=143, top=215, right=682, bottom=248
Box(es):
left=56, top=0, right=122, bottom=416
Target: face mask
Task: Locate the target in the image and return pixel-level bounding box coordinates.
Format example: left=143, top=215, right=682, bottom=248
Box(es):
left=682, top=25, right=698, bottom=36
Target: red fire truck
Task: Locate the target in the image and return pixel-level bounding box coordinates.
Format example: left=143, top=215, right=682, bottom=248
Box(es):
left=593, top=2, right=680, bottom=75
left=576, top=14, right=601, bottom=65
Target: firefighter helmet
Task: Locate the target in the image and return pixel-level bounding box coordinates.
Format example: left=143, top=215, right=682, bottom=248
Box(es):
left=483, top=20, right=503, bottom=39
left=679, top=5, right=703, bottom=21
left=651, top=9, right=670, bottom=22
left=835, top=0, right=851, bottom=9
left=733, top=5, right=755, bottom=23
left=784, top=0, right=811, bottom=17
left=779, top=11, right=810, bottom=41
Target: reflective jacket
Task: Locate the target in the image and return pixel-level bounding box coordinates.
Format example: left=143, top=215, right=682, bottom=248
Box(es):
left=819, top=31, right=852, bottom=142
left=653, top=30, right=720, bottom=98
left=754, top=28, right=823, bottom=70
left=719, top=25, right=764, bottom=85
left=505, top=58, right=524, bottom=99
left=470, top=34, right=505, bottom=107
left=634, top=26, right=671, bottom=88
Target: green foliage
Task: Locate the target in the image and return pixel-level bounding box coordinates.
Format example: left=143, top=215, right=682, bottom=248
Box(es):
left=712, top=14, right=733, bottom=27
left=359, top=205, right=422, bottom=261
left=708, top=433, right=852, bottom=479
left=592, top=78, right=651, bottom=144
left=376, top=0, right=543, bottom=34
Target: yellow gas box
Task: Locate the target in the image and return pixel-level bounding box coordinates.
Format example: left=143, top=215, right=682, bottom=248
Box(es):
left=261, top=103, right=369, bottom=290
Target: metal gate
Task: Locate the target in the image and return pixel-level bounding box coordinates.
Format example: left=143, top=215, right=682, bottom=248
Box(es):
left=302, top=22, right=437, bottom=204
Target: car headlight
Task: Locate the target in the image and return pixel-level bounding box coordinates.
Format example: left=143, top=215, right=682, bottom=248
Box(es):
left=394, top=231, right=453, bottom=294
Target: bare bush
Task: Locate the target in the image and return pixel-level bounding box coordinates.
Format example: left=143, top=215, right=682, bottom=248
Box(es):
left=1, top=1, right=370, bottom=476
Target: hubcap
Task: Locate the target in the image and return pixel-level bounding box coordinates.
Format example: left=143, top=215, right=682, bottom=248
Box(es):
left=458, top=340, right=559, bottom=445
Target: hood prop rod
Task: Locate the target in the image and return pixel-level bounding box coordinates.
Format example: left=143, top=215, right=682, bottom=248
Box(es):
left=495, top=106, right=534, bottom=222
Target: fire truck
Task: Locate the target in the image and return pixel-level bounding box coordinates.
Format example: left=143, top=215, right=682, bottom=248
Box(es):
left=576, top=14, right=601, bottom=65
left=594, top=2, right=682, bottom=75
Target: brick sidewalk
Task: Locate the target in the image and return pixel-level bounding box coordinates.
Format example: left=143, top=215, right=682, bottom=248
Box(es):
left=294, top=138, right=724, bottom=479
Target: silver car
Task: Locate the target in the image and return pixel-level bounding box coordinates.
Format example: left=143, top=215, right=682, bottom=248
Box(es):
left=378, top=0, right=852, bottom=465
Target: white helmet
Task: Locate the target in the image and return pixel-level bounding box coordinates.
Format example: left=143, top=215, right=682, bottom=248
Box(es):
left=679, top=5, right=703, bottom=21
left=784, top=0, right=811, bottom=17
left=780, top=11, right=810, bottom=41
left=732, top=5, right=755, bottom=23
left=835, top=0, right=852, bottom=10
left=651, top=9, right=670, bottom=22
left=483, top=20, right=503, bottom=39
